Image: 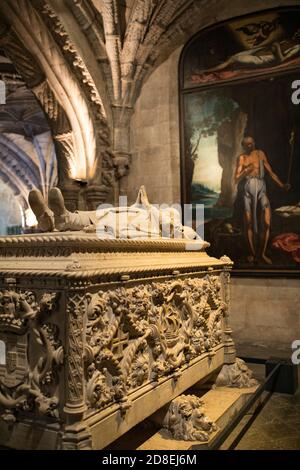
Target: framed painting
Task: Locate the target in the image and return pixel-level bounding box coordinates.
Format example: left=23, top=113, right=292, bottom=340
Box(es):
left=180, top=8, right=300, bottom=276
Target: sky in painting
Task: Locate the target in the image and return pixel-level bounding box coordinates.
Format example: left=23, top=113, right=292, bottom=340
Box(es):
left=192, top=134, right=222, bottom=193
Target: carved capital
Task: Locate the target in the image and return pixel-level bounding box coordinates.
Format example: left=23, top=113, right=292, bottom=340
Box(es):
left=113, top=152, right=131, bottom=180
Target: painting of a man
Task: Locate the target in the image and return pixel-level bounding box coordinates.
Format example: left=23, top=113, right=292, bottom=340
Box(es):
left=181, top=8, right=300, bottom=273
left=234, top=136, right=290, bottom=264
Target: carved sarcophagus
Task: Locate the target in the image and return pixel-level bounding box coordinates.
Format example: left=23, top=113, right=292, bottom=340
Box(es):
left=0, top=234, right=234, bottom=449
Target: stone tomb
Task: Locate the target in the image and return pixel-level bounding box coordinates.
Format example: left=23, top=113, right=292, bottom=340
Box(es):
left=0, top=233, right=235, bottom=449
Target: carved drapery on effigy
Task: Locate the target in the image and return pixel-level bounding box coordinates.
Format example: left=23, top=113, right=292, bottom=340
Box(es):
left=83, top=275, right=226, bottom=413
left=0, top=283, right=63, bottom=423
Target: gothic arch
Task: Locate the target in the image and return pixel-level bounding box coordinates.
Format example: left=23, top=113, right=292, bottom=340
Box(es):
left=0, top=135, right=41, bottom=188
left=0, top=0, right=115, bottom=209
left=0, top=156, right=31, bottom=206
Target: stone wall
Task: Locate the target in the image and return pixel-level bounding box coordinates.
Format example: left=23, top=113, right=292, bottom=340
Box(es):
left=231, top=277, right=300, bottom=355
left=128, top=45, right=300, bottom=354
left=128, top=48, right=182, bottom=205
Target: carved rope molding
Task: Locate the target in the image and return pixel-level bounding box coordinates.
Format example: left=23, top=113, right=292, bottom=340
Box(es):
left=40, top=3, right=109, bottom=127
left=0, top=267, right=226, bottom=282
left=0, top=234, right=210, bottom=250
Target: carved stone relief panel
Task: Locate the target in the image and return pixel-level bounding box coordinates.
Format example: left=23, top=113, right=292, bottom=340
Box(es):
left=0, top=285, right=63, bottom=423
left=83, top=274, right=226, bottom=413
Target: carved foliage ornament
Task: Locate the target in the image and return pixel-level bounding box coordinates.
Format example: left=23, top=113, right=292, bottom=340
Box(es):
left=0, top=287, right=62, bottom=423
left=83, top=275, right=225, bottom=411
left=66, top=292, right=86, bottom=405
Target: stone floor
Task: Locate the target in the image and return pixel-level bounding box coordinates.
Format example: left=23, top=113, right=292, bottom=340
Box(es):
left=220, top=362, right=300, bottom=450
left=227, top=389, right=300, bottom=450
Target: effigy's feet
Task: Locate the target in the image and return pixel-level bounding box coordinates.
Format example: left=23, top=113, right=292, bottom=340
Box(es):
left=48, top=187, right=68, bottom=231
left=28, top=189, right=55, bottom=232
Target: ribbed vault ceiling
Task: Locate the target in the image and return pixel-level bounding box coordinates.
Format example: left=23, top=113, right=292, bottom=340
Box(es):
left=0, top=50, right=57, bottom=217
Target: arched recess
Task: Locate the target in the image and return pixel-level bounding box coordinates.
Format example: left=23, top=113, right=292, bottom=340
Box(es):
left=179, top=6, right=300, bottom=272
left=0, top=0, right=115, bottom=209
left=0, top=157, right=31, bottom=231
left=0, top=48, right=58, bottom=227
left=0, top=179, right=24, bottom=234
left=0, top=23, right=76, bottom=204
left=0, top=133, right=55, bottom=230
left=0, top=135, right=41, bottom=188
left=0, top=142, right=38, bottom=200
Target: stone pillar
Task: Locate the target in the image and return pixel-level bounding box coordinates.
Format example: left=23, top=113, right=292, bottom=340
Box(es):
left=85, top=184, right=110, bottom=210
left=61, top=181, right=80, bottom=212
left=220, top=257, right=236, bottom=364
left=112, top=105, right=133, bottom=200
left=114, top=151, right=131, bottom=199
left=63, top=288, right=87, bottom=423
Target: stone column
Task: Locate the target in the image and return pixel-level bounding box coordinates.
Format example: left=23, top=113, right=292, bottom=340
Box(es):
left=114, top=151, right=131, bottom=199
left=63, top=288, right=87, bottom=423
left=60, top=181, right=80, bottom=212
left=112, top=105, right=133, bottom=200
left=221, top=257, right=236, bottom=364
left=85, top=184, right=110, bottom=210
